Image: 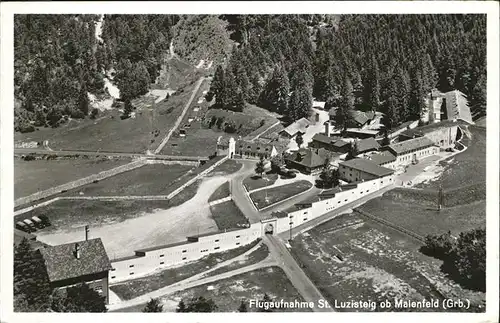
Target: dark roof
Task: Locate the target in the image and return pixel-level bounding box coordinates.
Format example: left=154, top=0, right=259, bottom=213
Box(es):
left=40, top=238, right=112, bottom=282
left=339, top=158, right=394, bottom=177
left=312, top=133, right=334, bottom=145
left=285, top=148, right=327, bottom=169
left=356, top=138, right=381, bottom=153
left=400, top=120, right=459, bottom=138
left=280, top=118, right=310, bottom=136
left=387, top=137, right=436, bottom=155
left=333, top=139, right=350, bottom=148
left=350, top=110, right=370, bottom=125
left=319, top=187, right=343, bottom=198
left=366, top=151, right=397, bottom=165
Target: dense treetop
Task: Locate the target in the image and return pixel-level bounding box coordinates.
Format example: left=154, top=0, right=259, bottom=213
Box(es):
left=14, top=14, right=486, bottom=132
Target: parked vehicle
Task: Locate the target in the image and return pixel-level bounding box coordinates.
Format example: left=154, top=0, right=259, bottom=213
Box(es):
left=38, top=215, right=51, bottom=226
left=31, top=216, right=45, bottom=228
left=16, top=221, right=31, bottom=232
left=23, top=219, right=37, bottom=232
left=287, top=171, right=297, bottom=178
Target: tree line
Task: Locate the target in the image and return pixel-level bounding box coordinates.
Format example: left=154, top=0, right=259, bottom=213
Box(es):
left=207, top=14, right=486, bottom=129
left=14, top=15, right=178, bottom=132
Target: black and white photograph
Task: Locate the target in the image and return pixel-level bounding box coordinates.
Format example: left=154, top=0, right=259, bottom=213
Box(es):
left=0, top=1, right=498, bottom=321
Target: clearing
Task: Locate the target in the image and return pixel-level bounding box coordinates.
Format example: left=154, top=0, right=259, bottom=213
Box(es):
left=209, top=200, right=249, bottom=231
left=290, top=212, right=485, bottom=312
left=249, top=180, right=313, bottom=210
left=35, top=175, right=228, bottom=259
left=243, top=173, right=279, bottom=192
left=14, top=157, right=130, bottom=199
left=208, top=182, right=230, bottom=202
left=14, top=80, right=203, bottom=154
left=60, top=164, right=195, bottom=196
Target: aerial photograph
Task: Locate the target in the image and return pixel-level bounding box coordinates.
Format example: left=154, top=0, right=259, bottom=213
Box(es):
left=11, top=13, right=488, bottom=313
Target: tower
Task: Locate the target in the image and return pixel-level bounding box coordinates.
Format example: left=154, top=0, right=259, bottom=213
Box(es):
left=228, top=137, right=236, bottom=158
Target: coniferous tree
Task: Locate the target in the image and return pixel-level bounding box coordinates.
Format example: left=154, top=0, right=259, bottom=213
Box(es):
left=383, top=78, right=400, bottom=129
left=260, top=64, right=290, bottom=114
left=208, top=65, right=225, bottom=105
left=336, top=75, right=355, bottom=132
left=409, top=69, right=426, bottom=121
left=364, top=55, right=381, bottom=111
left=78, top=82, right=90, bottom=116
left=238, top=300, right=248, bottom=312
left=143, top=298, right=164, bottom=312
left=51, top=283, right=107, bottom=312
left=295, top=132, right=304, bottom=148
left=395, top=67, right=411, bottom=122
left=14, top=238, right=52, bottom=312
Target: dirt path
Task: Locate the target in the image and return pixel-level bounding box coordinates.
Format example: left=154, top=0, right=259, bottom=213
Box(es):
left=36, top=175, right=228, bottom=259
left=154, top=77, right=205, bottom=154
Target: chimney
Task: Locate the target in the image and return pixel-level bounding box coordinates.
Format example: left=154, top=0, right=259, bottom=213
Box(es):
left=325, top=122, right=331, bottom=137
left=74, top=243, right=81, bottom=259
left=85, top=225, right=89, bottom=241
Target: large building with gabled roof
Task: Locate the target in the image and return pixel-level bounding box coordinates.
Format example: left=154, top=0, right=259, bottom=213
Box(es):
left=40, top=237, right=112, bottom=304
left=338, top=158, right=395, bottom=182
left=383, top=136, right=439, bottom=166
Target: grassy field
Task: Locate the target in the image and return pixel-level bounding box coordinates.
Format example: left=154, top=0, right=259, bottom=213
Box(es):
left=418, top=125, right=485, bottom=190
left=204, top=243, right=269, bottom=278
left=17, top=199, right=173, bottom=232
left=14, top=80, right=202, bottom=154
left=243, top=173, right=279, bottom=191
left=160, top=121, right=225, bottom=157
left=290, top=212, right=485, bottom=312
left=60, top=164, right=194, bottom=196
left=110, top=239, right=261, bottom=301
left=209, top=201, right=249, bottom=231
left=358, top=193, right=485, bottom=237
left=208, top=182, right=230, bottom=202
left=14, top=157, right=131, bottom=199
left=207, top=159, right=242, bottom=176
left=117, top=266, right=308, bottom=312
left=250, top=180, right=313, bottom=210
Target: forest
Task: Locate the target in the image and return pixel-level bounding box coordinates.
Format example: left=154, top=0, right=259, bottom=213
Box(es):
left=14, top=14, right=486, bottom=132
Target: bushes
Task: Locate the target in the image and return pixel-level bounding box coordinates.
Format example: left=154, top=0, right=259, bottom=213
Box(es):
left=420, top=228, right=486, bottom=292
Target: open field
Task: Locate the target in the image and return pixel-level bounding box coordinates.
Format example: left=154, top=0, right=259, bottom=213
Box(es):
left=117, top=266, right=308, bottom=312
left=208, top=182, right=230, bottom=202
left=290, top=212, right=485, bottom=312
left=204, top=243, right=269, bottom=278
left=59, top=164, right=194, bottom=196
left=14, top=157, right=131, bottom=199
left=14, top=80, right=203, bottom=154
left=35, top=175, right=227, bottom=259
left=243, top=173, right=279, bottom=191
left=110, top=239, right=261, bottom=301
left=250, top=180, right=313, bottom=210
left=160, top=121, right=225, bottom=157
left=418, top=125, right=485, bottom=190
left=358, top=194, right=485, bottom=237
left=209, top=201, right=249, bottom=231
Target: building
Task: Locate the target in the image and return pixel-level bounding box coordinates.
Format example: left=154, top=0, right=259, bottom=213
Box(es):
left=388, top=120, right=419, bottom=139
left=338, top=158, right=395, bottom=182
left=279, top=118, right=311, bottom=138
left=443, top=90, right=474, bottom=124
left=345, top=128, right=380, bottom=139
left=363, top=150, right=397, bottom=169
left=424, top=89, right=473, bottom=124
left=216, top=137, right=277, bottom=160
left=309, top=132, right=351, bottom=154
left=383, top=136, right=439, bottom=166
left=284, top=148, right=329, bottom=175
left=354, top=138, right=381, bottom=155
left=399, top=120, right=459, bottom=149
left=40, top=237, right=112, bottom=304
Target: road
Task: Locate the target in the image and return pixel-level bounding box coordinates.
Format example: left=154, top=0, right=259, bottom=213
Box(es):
left=263, top=235, right=335, bottom=312
left=154, top=77, right=205, bottom=154
left=14, top=148, right=208, bottom=162
left=230, top=160, right=263, bottom=224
